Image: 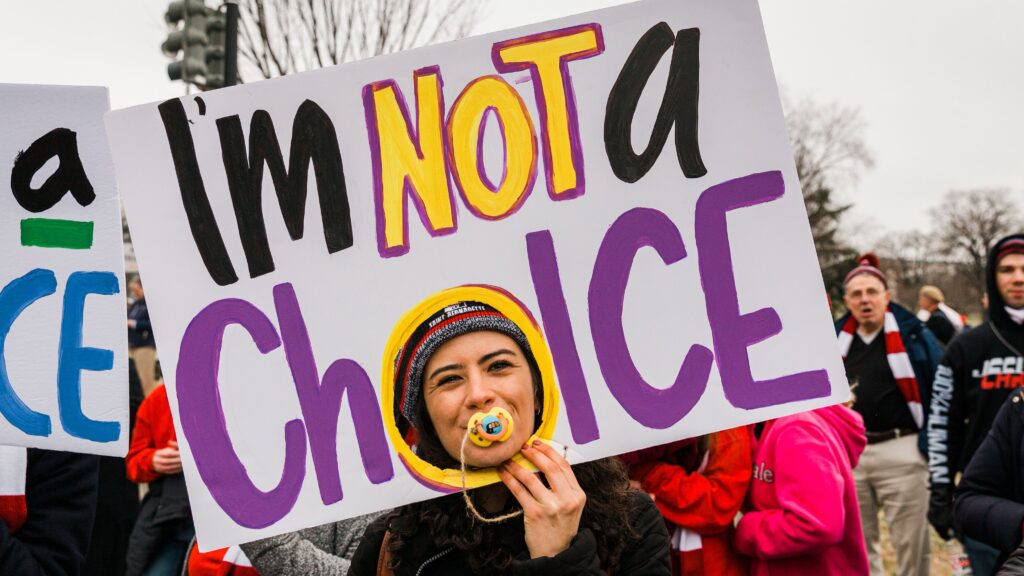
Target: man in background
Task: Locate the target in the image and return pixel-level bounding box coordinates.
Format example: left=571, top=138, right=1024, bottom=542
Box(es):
left=836, top=253, right=943, bottom=576
left=929, top=234, right=1024, bottom=575
left=917, top=285, right=965, bottom=346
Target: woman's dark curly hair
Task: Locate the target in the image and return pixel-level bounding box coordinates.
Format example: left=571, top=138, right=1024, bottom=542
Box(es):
left=384, top=457, right=636, bottom=573
left=387, top=329, right=637, bottom=573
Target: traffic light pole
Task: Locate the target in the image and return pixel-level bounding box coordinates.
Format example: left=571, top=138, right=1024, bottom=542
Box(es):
left=182, top=0, right=191, bottom=92
left=224, top=0, right=239, bottom=87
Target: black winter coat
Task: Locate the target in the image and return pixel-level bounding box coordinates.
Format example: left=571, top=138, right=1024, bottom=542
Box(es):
left=1000, top=540, right=1024, bottom=575
left=0, top=449, right=99, bottom=576
left=124, top=473, right=193, bottom=576
left=954, top=389, right=1024, bottom=559
left=926, top=309, right=957, bottom=346
left=348, top=490, right=670, bottom=575
left=84, top=358, right=145, bottom=576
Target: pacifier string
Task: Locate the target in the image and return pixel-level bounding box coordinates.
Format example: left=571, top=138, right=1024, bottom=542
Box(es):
left=459, top=426, right=523, bottom=524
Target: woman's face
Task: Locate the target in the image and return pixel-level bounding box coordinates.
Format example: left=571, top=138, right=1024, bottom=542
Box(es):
left=422, top=330, right=536, bottom=468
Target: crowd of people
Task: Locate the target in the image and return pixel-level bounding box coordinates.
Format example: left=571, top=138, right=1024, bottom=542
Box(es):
left=5, top=234, right=1024, bottom=575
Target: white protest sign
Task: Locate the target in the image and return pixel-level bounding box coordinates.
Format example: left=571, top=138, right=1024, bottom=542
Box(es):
left=106, top=0, right=849, bottom=550
left=0, top=85, right=128, bottom=456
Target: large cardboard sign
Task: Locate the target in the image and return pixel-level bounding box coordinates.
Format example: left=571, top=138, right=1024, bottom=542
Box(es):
left=106, top=0, right=849, bottom=549
left=0, top=85, right=128, bottom=456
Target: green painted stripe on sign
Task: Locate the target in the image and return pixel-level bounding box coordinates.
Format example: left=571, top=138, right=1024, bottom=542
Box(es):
left=20, top=218, right=94, bottom=249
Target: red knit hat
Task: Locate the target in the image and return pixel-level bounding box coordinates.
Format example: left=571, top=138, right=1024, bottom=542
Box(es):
left=843, top=252, right=887, bottom=288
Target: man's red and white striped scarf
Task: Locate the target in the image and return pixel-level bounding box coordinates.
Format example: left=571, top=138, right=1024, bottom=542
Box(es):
left=0, top=447, right=27, bottom=534
left=838, top=308, right=923, bottom=428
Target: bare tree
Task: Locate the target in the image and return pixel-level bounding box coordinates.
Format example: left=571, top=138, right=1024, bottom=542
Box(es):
left=237, top=0, right=481, bottom=80
left=783, top=95, right=875, bottom=307
left=875, top=231, right=973, bottom=314
left=876, top=230, right=932, bottom=289
left=785, top=97, right=875, bottom=196
left=931, top=188, right=1022, bottom=300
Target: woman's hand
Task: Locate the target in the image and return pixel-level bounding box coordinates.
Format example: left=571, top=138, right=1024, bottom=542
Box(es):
left=152, top=440, right=182, bottom=475
left=498, top=441, right=586, bottom=559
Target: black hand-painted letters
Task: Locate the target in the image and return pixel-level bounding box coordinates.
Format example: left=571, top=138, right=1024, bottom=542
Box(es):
left=159, top=97, right=353, bottom=286
left=217, top=100, right=353, bottom=279
left=11, top=128, right=96, bottom=212
left=159, top=99, right=239, bottom=286
left=604, top=23, right=706, bottom=183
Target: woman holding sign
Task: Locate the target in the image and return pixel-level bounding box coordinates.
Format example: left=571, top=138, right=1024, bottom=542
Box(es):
left=349, top=297, right=670, bottom=575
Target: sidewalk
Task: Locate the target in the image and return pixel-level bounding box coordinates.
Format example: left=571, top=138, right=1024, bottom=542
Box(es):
left=880, top=515, right=967, bottom=575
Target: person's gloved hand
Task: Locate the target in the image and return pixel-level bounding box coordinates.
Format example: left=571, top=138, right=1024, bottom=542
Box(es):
left=928, top=484, right=955, bottom=540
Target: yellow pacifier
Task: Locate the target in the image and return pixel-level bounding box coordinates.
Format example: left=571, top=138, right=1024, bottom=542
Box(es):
left=467, top=407, right=514, bottom=447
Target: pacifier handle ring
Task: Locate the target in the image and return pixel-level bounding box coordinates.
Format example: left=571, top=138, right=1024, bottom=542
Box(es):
left=459, top=425, right=524, bottom=524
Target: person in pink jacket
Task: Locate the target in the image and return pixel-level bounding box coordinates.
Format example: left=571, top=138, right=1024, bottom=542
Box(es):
left=734, top=404, right=869, bottom=575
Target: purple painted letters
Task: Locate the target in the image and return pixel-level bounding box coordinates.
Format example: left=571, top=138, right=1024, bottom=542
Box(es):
left=588, top=207, right=714, bottom=429
left=177, top=298, right=306, bottom=528
left=177, top=284, right=395, bottom=526
left=274, top=284, right=394, bottom=506
left=525, top=230, right=600, bottom=443
left=695, top=171, right=830, bottom=409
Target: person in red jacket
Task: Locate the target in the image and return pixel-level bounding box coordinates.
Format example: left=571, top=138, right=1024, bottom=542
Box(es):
left=125, top=383, right=180, bottom=484
left=624, top=428, right=751, bottom=576
left=125, top=384, right=194, bottom=576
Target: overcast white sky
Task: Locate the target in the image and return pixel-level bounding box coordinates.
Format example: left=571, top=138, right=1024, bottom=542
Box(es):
left=3, top=0, right=1022, bottom=243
